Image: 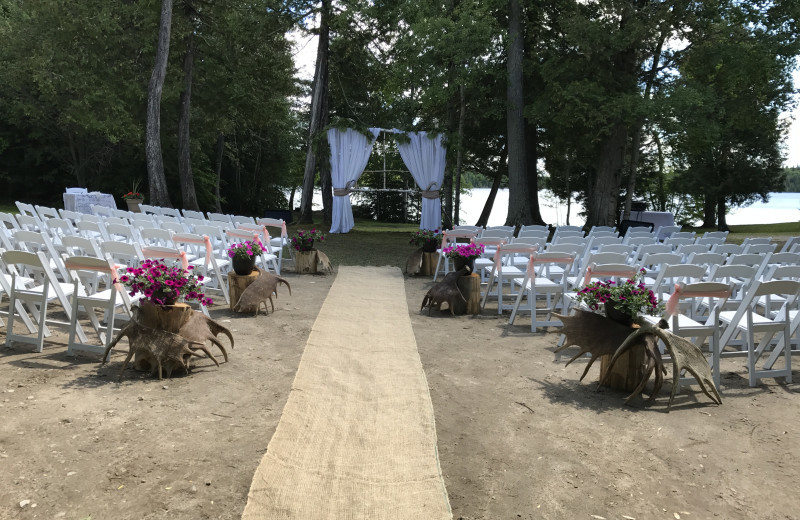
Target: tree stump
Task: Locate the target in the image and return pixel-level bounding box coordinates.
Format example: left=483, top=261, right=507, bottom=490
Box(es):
left=229, top=269, right=261, bottom=311
left=455, top=273, right=481, bottom=315
left=134, top=302, right=193, bottom=372
left=295, top=250, right=318, bottom=274
left=599, top=340, right=646, bottom=392
left=421, top=252, right=438, bottom=276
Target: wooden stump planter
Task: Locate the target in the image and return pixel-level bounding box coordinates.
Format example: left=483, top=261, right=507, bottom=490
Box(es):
left=455, top=273, right=481, bottom=315
left=101, top=302, right=234, bottom=380
left=295, top=249, right=318, bottom=274
left=421, top=252, right=438, bottom=276
left=229, top=268, right=261, bottom=311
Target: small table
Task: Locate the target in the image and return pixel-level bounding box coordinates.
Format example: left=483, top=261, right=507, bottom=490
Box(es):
left=63, top=192, right=117, bottom=214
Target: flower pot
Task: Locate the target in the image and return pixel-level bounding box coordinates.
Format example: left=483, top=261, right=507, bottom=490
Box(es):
left=452, top=256, right=475, bottom=274
left=232, top=255, right=256, bottom=276
left=604, top=302, right=634, bottom=326
left=125, top=198, right=143, bottom=213
left=421, top=241, right=438, bottom=253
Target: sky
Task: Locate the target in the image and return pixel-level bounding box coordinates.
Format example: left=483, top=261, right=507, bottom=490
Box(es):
left=290, top=33, right=800, bottom=167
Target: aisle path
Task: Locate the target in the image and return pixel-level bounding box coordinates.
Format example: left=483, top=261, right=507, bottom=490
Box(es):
left=242, top=266, right=452, bottom=519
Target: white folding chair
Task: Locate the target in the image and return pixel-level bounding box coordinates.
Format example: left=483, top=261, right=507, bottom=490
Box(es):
left=256, top=218, right=290, bottom=275
left=3, top=250, right=88, bottom=351
left=642, top=281, right=734, bottom=387
left=64, top=255, right=134, bottom=356
left=140, top=246, right=210, bottom=316
left=480, top=242, right=537, bottom=314
left=13, top=230, right=71, bottom=282
left=231, top=214, right=255, bottom=226
left=226, top=228, right=278, bottom=273
left=139, top=227, right=174, bottom=247
left=15, top=201, right=38, bottom=217
left=433, top=228, right=479, bottom=281
left=35, top=205, right=60, bottom=221
left=718, top=280, right=800, bottom=387
left=15, top=213, right=44, bottom=232
left=0, top=249, right=38, bottom=334
left=208, top=212, right=233, bottom=226
left=182, top=209, right=206, bottom=220
left=171, top=233, right=231, bottom=305
left=508, top=251, right=576, bottom=332
left=99, top=241, right=145, bottom=270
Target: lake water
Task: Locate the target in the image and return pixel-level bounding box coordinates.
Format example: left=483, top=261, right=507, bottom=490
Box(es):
left=459, top=189, right=800, bottom=227
left=312, top=189, right=800, bottom=227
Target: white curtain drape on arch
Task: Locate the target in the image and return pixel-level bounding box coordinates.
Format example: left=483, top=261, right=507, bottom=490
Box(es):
left=395, top=131, right=447, bottom=231
left=328, top=127, right=380, bottom=234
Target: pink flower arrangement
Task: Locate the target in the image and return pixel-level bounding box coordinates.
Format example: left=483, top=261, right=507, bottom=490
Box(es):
left=226, top=240, right=263, bottom=260
left=574, top=268, right=662, bottom=317
left=443, top=242, right=485, bottom=261
left=118, top=259, right=212, bottom=306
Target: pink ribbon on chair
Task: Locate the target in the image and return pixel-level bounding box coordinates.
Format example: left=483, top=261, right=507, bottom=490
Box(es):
left=63, top=259, right=124, bottom=293
left=665, top=283, right=732, bottom=317
left=528, top=256, right=574, bottom=281
left=584, top=266, right=594, bottom=287
left=175, top=235, right=213, bottom=266
left=143, top=247, right=189, bottom=272
left=584, top=266, right=638, bottom=287
left=281, top=221, right=287, bottom=238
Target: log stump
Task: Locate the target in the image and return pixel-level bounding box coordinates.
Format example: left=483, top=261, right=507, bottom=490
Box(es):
left=599, top=334, right=646, bottom=392
left=295, top=250, right=318, bottom=274
left=455, top=273, right=481, bottom=315
left=421, top=252, right=438, bottom=276
left=134, top=302, right=193, bottom=372
left=229, top=269, right=261, bottom=311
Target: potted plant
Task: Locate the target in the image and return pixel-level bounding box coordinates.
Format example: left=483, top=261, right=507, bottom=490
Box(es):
left=573, top=268, right=663, bottom=326
left=291, top=228, right=324, bottom=252
left=119, top=259, right=212, bottom=307
left=122, top=180, right=145, bottom=213
left=443, top=242, right=485, bottom=274
left=409, top=229, right=442, bottom=253
left=291, top=229, right=325, bottom=273
left=227, top=240, right=263, bottom=276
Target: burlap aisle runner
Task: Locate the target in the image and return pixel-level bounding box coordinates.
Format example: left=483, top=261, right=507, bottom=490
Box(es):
left=242, top=266, right=452, bottom=519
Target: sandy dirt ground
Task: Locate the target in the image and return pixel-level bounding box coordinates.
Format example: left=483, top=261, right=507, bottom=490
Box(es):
left=2, top=269, right=799, bottom=520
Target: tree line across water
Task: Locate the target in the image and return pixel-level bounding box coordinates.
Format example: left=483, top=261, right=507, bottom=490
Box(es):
left=0, top=0, right=797, bottom=231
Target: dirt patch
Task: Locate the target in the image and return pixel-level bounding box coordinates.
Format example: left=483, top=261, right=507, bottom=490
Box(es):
left=2, top=270, right=799, bottom=519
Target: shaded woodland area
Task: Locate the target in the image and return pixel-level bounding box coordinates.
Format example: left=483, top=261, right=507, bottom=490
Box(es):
left=0, top=0, right=797, bottom=229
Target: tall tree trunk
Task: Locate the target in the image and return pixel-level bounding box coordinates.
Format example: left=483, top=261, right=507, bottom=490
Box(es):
left=476, top=145, right=507, bottom=227
left=177, top=31, right=199, bottom=211
left=716, top=196, right=729, bottom=232
left=454, top=84, right=466, bottom=225
left=505, top=0, right=532, bottom=226
left=654, top=131, right=666, bottom=211
left=145, top=0, right=174, bottom=207
left=623, top=29, right=667, bottom=221
left=589, top=123, right=627, bottom=226
left=319, top=73, right=332, bottom=226
left=702, top=195, right=716, bottom=228
left=524, top=118, right=546, bottom=225
left=214, top=133, right=224, bottom=213
left=298, top=0, right=330, bottom=225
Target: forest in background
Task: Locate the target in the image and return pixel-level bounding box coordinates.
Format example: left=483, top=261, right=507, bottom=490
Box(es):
left=0, top=0, right=797, bottom=229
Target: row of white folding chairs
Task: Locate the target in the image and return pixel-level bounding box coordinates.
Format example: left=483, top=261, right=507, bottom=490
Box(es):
left=507, top=252, right=800, bottom=388
left=491, top=247, right=791, bottom=324
left=0, top=248, right=137, bottom=356
left=0, top=226, right=234, bottom=306
left=2, top=210, right=287, bottom=276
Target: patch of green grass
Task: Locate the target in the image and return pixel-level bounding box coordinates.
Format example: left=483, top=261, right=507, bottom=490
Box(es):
left=0, top=203, right=18, bottom=214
